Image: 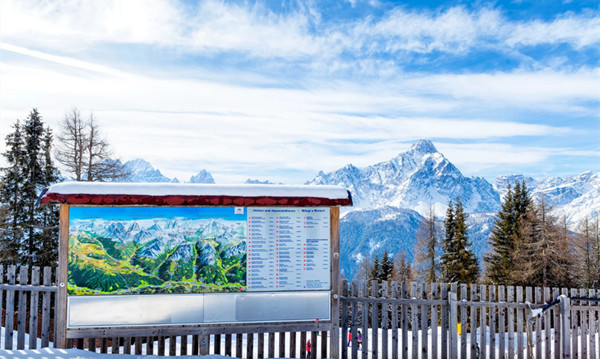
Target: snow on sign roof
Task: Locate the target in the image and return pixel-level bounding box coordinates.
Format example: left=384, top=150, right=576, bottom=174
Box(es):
left=39, top=182, right=353, bottom=207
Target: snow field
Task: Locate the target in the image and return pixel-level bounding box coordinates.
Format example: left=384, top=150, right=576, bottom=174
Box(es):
left=2, top=325, right=599, bottom=358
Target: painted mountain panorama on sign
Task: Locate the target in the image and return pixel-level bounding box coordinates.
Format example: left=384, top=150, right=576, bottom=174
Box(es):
left=67, top=207, right=247, bottom=295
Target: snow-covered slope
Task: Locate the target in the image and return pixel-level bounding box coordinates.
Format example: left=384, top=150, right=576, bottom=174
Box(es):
left=310, top=140, right=500, bottom=216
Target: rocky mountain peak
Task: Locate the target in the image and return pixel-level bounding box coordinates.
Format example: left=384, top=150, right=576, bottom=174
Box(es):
left=408, top=139, right=438, bottom=155
left=189, top=169, right=215, bottom=184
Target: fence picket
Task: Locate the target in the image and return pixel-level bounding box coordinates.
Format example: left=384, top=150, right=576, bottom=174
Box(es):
left=341, top=280, right=348, bottom=359
left=570, top=288, right=578, bottom=359
left=480, top=284, right=488, bottom=359
left=362, top=282, right=369, bottom=359
left=382, top=281, right=389, bottom=359
left=460, top=284, right=467, bottom=359
left=282, top=332, right=289, bottom=359
left=580, top=288, right=588, bottom=359
left=543, top=287, right=551, bottom=359
left=535, top=287, right=542, bottom=359
left=410, top=282, right=418, bottom=359
left=498, top=285, right=505, bottom=359
left=351, top=281, right=359, bottom=359
left=507, top=286, right=515, bottom=359
left=289, top=331, right=296, bottom=359
left=469, top=284, right=477, bottom=359
left=440, top=283, right=447, bottom=359
left=0, top=265, right=4, bottom=349
left=5, top=265, right=16, bottom=350
left=41, top=267, right=52, bottom=347
left=17, top=266, right=28, bottom=349
left=310, top=331, right=317, bottom=359
left=300, top=331, right=307, bottom=359
left=420, top=283, right=428, bottom=359
left=401, top=281, right=409, bottom=359
left=431, top=283, right=438, bottom=359
left=553, top=287, right=561, bottom=359
left=28, top=267, right=40, bottom=349
left=516, top=286, right=524, bottom=359
left=391, top=282, right=399, bottom=359
left=489, top=285, right=496, bottom=359
left=267, top=332, right=274, bottom=358
left=589, top=289, right=596, bottom=359
left=525, top=287, right=533, bottom=359
left=371, top=280, right=379, bottom=359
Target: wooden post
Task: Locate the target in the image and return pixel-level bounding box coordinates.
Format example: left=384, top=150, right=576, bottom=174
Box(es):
left=448, top=291, right=458, bottom=359
left=29, top=267, right=40, bottom=349
left=559, top=295, right=571, bottom=358
left=330, top=206, right=340, bottom=359
left=5, top=265, right=16, bottom=350
left=55, top=204, right=70, bottom=348
left=41, top=267, right=52, bottom=347
left=17, top=266, right=28, bottom=349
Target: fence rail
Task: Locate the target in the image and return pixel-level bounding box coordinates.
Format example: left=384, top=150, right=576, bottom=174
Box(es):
left=1, top=265, right=599, bottom=358
left=341, top=280, right=600, bottom=359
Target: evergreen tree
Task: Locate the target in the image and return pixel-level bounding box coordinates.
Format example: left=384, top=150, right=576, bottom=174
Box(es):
left=379, top=249, right=394, bottom=281
left=440, top=198, right=479, bottom=283
left=391, top=251, right=416, bottom=283
left=369, top=255, right=381, bottom=281
left=0, top=120, right=27, bottom=263
left=0, top=109, right=60, bottom=266
left=485, top=181, right=532, bottom=284
left=414, top=206, right=439, bottom=284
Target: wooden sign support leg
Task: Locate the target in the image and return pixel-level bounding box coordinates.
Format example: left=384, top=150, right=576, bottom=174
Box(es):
left=55, top=204, right=69, bottom=348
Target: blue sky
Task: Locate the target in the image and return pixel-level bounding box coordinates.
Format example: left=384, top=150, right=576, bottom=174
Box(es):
left=1, top=0, right=598, bottom=184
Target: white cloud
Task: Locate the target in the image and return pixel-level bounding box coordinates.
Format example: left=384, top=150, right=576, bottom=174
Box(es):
left=1, top=49, right=584, bottom=183
left=506, top=12, right=600, bottom=49
left=2, top=0, right=598, bottom=66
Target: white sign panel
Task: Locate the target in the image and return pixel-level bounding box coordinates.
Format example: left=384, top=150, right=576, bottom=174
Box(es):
left=247, top=208, right=330, bottom=291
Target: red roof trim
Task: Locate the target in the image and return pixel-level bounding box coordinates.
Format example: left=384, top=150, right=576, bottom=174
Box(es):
left=40, top=193, right=352, bottom=207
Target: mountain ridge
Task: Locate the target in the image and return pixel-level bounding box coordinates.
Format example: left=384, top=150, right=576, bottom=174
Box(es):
left=112, top=141, right=598, bottom=280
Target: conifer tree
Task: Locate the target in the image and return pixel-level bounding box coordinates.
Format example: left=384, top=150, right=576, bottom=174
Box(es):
left=414, top=206, right=439, bottom=284
left=0, top=109, right=60, bottom=266
left=379, top=249, right=394, bottom=281
left=0, top=121, right=26, bottom=262
left=369, top=255, right=381, bottom=281
left=392, top=251, right=416, bottom=283
left=485, top=181, right=532, bottom=284
left=440, top=198, right=479, bottom=283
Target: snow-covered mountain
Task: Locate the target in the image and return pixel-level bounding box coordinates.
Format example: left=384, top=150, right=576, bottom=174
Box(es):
left=106, top=141, right=597, bottom=280
left=122, top=158, right=178, bottom=183
left=310, top=140, right=501, bottom=216
left=118, top=158, right=215, bottom=184
left=189, top=170, right=215, bottom=184
left=310, top=139, right=598, bottom=279
left=495, top=171, right=600, bottom=225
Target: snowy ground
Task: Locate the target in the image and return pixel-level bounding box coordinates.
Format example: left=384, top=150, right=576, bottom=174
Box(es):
left=1, top=326, right=598, bottom=358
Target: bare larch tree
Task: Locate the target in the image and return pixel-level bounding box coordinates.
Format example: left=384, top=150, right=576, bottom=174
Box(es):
left=55, top=108, right=129, bottom=182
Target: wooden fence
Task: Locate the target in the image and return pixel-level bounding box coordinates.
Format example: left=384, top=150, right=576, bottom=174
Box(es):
left=1, top=266, right=599, bottom=358
left=0, top=264, right=57, bottom=350
left=341, top=280, right=600, bottom=359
